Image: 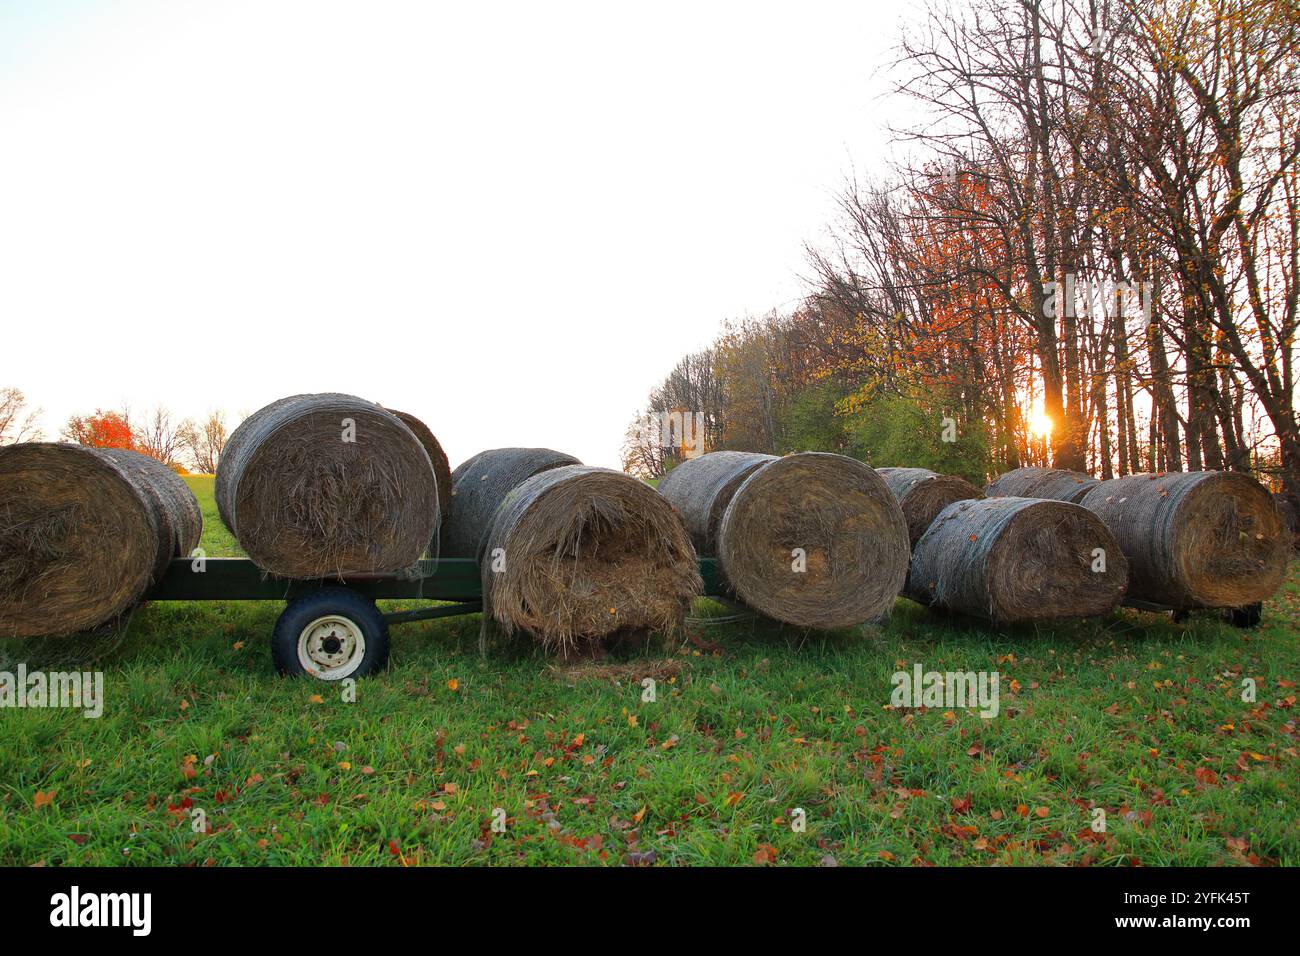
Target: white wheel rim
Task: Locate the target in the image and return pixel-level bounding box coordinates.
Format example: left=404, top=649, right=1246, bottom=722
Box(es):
left=297, top=614, right=366, bottom=681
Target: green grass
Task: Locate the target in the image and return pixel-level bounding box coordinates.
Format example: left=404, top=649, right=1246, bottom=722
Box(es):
left=0, top=477, right=1296, bottom=866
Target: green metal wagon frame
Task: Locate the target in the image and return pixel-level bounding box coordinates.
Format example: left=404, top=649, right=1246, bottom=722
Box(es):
left=146, top=555, right=1259, bottom=683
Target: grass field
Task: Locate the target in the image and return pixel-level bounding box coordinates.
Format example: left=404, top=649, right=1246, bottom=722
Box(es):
left=0, top=475, right=1296, bottom=866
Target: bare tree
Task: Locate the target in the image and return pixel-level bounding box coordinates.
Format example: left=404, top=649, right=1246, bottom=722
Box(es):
left=179, top=410, right=228, bottom=474
left=0, top=387, right=42, bottom=444
left=134, top=405, right=188, bottom=466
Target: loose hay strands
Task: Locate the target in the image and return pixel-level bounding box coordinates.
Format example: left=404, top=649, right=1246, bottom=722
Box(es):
left=666, top=451, right=910, bottom=629
left=0, top=443, right=201, bottom=638
left=656, top=450, right=773, bottom=555
left=483, top=465, right=701, bottom=653
left=215, top=393, right=438, bottom=578
left=907, top=496, right=1128, bottom=624
left=1080, top=472, right=1287, bottom=609
left=877, top=466, right=984, bottom=547
left=387, top=409, right=452, bottom=525
left=443, top=447, right=581, bottom=559
left=984, top=466, right=1099, bottom=503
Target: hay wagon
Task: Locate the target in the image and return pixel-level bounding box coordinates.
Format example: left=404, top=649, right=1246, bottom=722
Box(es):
left=148, top=556, right=727, bottom=683
left=144, top=553, right=1264, bottom=684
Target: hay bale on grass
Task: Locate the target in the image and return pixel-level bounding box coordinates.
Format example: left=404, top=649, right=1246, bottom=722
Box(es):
left=907, top=496, right=1127, bottom=623
left=1274, top=492, right=1299, bottom=555
left=442, top=447, right=580, bottom=558
left=215, top=393, right=438, bottom=577
left=1080, top=472, right=1287, bottom=609
left=877, top=466, right=984, bottom=546
left=659, top=451, right=910, bottom=628
left=985, top=466, right=1098, bottom=503
left=0, top=443, right=202, bottom=638
left=481, top=464, right=701, bottom=652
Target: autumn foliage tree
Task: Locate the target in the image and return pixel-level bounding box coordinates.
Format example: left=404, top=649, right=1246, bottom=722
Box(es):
left=62, top=410, right=135, bottom=450
left=633, top=0, right=1300, bottom=504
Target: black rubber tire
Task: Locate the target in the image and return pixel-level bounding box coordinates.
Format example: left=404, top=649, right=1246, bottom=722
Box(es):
left=271, top=587, right=390, bottom=680
left=1227, top=603, right=1264, bottom=629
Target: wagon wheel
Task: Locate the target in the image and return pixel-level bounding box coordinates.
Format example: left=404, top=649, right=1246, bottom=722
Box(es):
left=271, top=587, right=390, bottom=680
left=1226, top=603, right=1264, bottom=629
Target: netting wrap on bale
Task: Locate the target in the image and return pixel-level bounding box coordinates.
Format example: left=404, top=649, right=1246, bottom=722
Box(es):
left=907, top=496, right=1128, bottom=623
left=0, top=443, right=202, bottom=638
left=985, top=466, right=1099, bottom=503
left=877, top=466, right=984, bottom=547
left=1080, top=472, right=1287, bottom=609
left=481, top=464, right=701, bottom=652
left=100, top=449, right=203, bottom=580
left=215, top=393, right=438, bottom=578
left=656, top=451, right=774, bottom=555
left=660, top=451, right=910, bottom=629
left=442, top=447, right=581, bottom=559
left=387, top=409, right=451, bottom=525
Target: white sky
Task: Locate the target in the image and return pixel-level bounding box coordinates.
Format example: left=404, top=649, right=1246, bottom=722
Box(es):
left=0, top=0, right=905, bottom=469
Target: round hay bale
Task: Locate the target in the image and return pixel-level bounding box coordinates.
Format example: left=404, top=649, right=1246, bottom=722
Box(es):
left=215, top=393, right=438, bottom=577
left=656, top=451, right=773, bottom=555
left=387, top=409, right=451, bottom=525
left=985, top=466, right=1099, bottom=503
left=1080, top=472, right=1287, bottom=609
left=99, top=449, right=203, bottom=577
left=1274, top=492, right=1299, bottom=555
left=482, top=465, right=701, bottom=651
left=877, top=466, right=985, bottom=547
left=0, top=443, right=201, bottom=638
left=907, top=496, right=1128, bottom=623
left=660, top=451, right=909, bottom=628
left=442, top=447, right=580, bottom=558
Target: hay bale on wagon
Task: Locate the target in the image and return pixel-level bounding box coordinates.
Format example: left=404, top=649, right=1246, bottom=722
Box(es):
left=442, top=447, right=580, bottom=558
left=387, top=409, right=452, bottom=524
left=0, top=443, right=202, bottom=638
left=1080, top=472, right=1287, bottom=609
left=985, top=466, right=1099, bottom=503
left=100, top=449, right=203, bottom=577
left=877, top=466, right=984, bottom=547
left=480, top=464, right=701, bottom=652
left=215, top=393, right=438, bottom=577
left=659, top=451, right=910, bottom=628
left=657, top=450, right=772, bottom=554
left=907, top=496, right=1128, bottom=623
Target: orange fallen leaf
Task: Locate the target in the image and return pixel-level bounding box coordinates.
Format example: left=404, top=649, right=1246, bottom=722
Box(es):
left=33, top=790, right=56, bottom=810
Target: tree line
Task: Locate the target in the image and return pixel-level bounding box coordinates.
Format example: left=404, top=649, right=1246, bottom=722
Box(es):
left=625, top=0, right=1299, bottom=505
left=0, top=387, right=229, bottom=474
